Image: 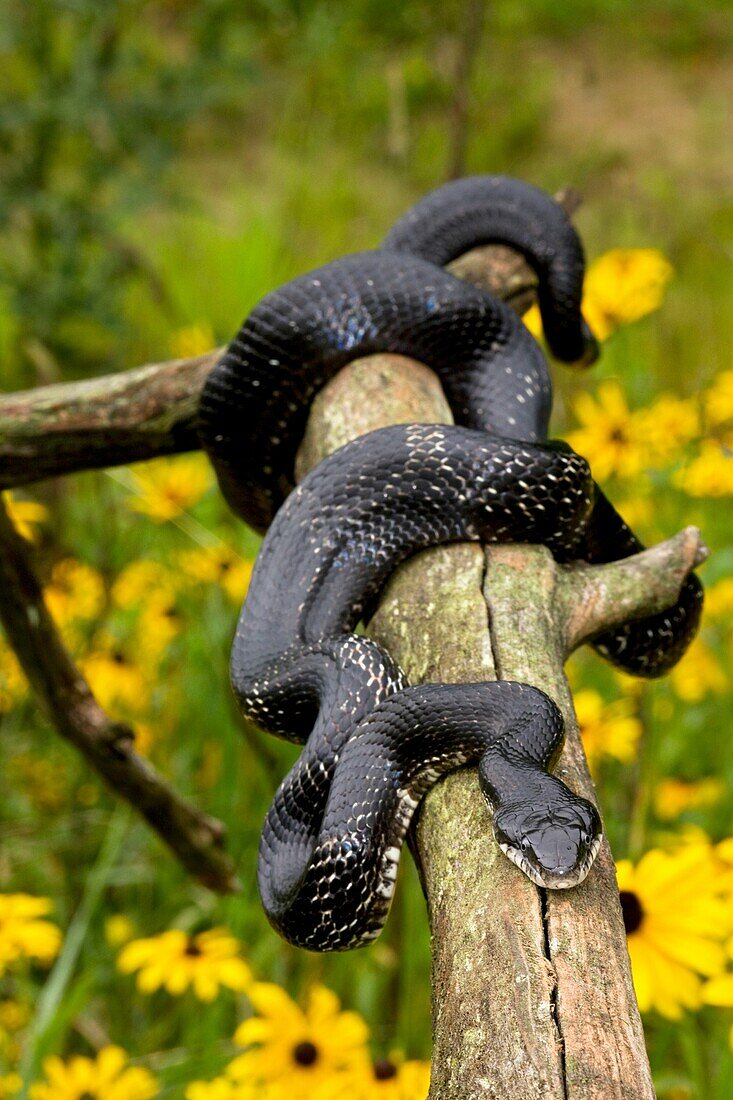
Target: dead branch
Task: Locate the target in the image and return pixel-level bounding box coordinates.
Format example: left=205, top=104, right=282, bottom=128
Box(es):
left=0, top=495, right=239, bottom=893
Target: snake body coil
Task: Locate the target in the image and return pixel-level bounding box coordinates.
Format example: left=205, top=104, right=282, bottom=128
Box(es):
left=198, top=176, right=702, bottom=951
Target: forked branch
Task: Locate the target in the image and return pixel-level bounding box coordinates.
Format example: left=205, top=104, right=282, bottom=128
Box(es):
left=298, top=351, right=701, bottom=1098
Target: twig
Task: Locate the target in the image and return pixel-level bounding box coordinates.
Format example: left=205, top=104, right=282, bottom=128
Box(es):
left=0, top=496, right=239, bottom=893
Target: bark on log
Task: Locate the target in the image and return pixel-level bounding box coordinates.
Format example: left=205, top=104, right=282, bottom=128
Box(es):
left=0, top=350, right=220, bottom=488
left=298, top=356, right=702, bottom=1099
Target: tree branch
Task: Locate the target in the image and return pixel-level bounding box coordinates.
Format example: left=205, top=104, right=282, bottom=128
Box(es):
left=0, top=193, right=579, bottom=491
left=0, top=350, right=220, bottom=489
left=559, top=526, right=708, bottom=653
left=297, top=348, right=683, bottom=1096
left=0, top=495, right=239, bottom=894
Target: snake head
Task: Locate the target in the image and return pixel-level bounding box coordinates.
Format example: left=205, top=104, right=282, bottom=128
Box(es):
left=493, top=797, right=602, bottom=890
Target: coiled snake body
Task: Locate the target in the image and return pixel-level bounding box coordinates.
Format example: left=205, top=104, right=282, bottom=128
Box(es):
left=198, top=176, right=702, bottom=951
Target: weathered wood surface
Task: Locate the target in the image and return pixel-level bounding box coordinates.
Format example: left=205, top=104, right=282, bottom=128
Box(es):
left=0, top=350, right=220, bottom=488
left=299, top=353, right=701, bottom=1099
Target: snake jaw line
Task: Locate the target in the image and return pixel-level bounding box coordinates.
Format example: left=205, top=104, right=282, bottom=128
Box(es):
left=499, top=833, right=602, bottom=890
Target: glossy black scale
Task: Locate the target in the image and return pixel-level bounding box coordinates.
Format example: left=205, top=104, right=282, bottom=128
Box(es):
left=198, top=175, right=702, bottom=950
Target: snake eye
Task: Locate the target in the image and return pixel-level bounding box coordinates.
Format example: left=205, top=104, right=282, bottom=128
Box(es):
left=520, top=839, right=530, bottom=853
left=581, top=831, right=592, bottom=847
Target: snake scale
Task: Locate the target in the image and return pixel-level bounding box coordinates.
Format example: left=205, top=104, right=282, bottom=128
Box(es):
left=198, top=176, right=703, bottom=951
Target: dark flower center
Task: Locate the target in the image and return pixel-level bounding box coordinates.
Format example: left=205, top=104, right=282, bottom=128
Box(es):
left=619, top=889, right=644, bottom=934
left=184, top=939, right=202, bottom=957
left=79, top=1093, right=97, bottom=1100
left=112, top=651, right=127, bottom=665
left=293, top=1040, right=319, bottom=1067
left=609, top=427, right=627, bottom=444
left=373, top=1058, right=398, bottom=1080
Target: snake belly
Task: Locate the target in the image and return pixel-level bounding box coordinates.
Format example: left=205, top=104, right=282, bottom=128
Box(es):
left=198, top=176, right=702, bottom=950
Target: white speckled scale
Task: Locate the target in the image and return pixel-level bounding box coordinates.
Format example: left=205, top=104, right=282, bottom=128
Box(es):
left=197, top=176, right=703, bottom=951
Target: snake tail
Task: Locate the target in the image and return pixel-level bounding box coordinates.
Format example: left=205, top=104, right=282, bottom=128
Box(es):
left=381, top=174, right=599, bottom=366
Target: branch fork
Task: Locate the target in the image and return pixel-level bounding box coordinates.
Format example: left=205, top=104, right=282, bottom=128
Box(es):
left=300, top=350, right=699, bottom=1099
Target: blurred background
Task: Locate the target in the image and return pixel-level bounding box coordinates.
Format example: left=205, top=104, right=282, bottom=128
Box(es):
left=1, top=2, right=732, bottom=1097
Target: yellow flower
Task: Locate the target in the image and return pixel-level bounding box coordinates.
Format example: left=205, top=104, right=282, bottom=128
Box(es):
left=232, top=982, right=369, bottom=1092
left=111, top=560, right=178, bottom=610
left=616, top=843, right=729, bottom=1019
left=118, top=927, right=252, bottom=1002
left=633, top=394, right=700, bottom=467
left=701, top=973, right=733, bottom=1050
left=186, top=1080, right=241, bottom=1100
left=566, top=380, right=646, bottom=482
left=521, top=304, right=543, bottom=341
left=673, top=440, right=733, bottom=496
left=700, top=904, right=733, bottom=1054
left=135, top=592, right=184, bottom=664
left=349, top=1057, right=431, bottom=1100
left=704, top=577, right=733, bottom=621
left=126, top=455, right=213, bottom=522
left=0, top=895, right=62, bottom=976
left=581, top=248, right=674, bottom=341
left=573, top=689, right=642, bottom=770
left=186, top=1068, right=336, bottom=1100
left=0, top=1074, right=21, bottom=1099
left=187, top=1082, right=236, bottom=1100
left=523, top=248, right=673, bottom=345
left=669, top=639, right=727, bottom=702
left=3, top=492, right=48, bottom=542
left=654, top=778, right=725, bottom=821
left=0, top=997, right=28, bottom=1067
left=130, top=722, right=155, bottom=757
left=612, top=494, right=654, bottom=536
left=79, top=642, right=150, bottom=718
left=0, top=642, right=27, bottom=713
left=0, top=1000, right=29, bottom=1034
left=29, top=1045, right=157, bottom=1100
left=105, top=914, right=136, bottom=948
left=44, top=559, right=105, bottom=626
left=171, top=322, right=216, bottom=360
left=179, top=546, right=254, bottom=604
left=704, top=369, right=733, bottom=429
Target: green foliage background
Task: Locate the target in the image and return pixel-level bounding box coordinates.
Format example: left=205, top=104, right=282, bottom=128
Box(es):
left=1, top=1, right=732, bottom=1096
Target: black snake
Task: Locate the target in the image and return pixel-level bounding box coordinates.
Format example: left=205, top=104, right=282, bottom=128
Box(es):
left=198, top=176, right=703, bottom=951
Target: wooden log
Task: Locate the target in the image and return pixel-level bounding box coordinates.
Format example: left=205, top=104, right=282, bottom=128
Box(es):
left=298, top=354, right=702, bottom=1098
